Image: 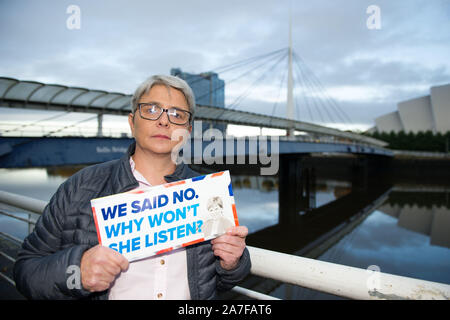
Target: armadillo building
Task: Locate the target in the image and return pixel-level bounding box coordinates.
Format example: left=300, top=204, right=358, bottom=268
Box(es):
left=374, top=83, right=450, bottom=133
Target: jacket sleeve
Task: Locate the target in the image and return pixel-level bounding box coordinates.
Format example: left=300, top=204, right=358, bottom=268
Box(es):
left=215, top=247, right=251, bottom=292
left=13, top=182, right=93, bottom=300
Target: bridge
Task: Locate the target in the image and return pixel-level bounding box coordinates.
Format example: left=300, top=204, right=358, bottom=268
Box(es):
left=0, top=75, right=387, bottom=144
left=0, top=69, right=391, bottom=168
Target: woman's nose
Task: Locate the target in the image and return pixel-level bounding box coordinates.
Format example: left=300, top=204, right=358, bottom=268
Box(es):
left=157, top=110, right=170, bottom=127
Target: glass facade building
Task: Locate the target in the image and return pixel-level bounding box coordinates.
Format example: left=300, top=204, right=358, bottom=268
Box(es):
left=171, top=68, right=224, bottom=108
left=171, top=68, right=226, bottom=136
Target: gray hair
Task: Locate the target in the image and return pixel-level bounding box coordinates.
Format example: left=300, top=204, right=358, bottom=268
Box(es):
left=131, top=75, right=196, bottom=122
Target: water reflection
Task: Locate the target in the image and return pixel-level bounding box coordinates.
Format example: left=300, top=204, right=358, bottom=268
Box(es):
left=246, top=183, right=392, bottom=256
left=272, top=207, right=450, bottom=300
left=379, top=202, right=450, bottom=249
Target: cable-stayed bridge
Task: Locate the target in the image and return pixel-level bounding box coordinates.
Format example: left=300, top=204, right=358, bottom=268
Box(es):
left=0, top=72, right=382, bottom=145
left=0, top=75, right=391, bottom=168
left=0, top=45, right=392, bottom=168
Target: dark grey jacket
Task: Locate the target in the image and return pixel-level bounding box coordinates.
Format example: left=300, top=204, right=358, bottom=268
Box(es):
left=13, top=142, right=251, bottom=300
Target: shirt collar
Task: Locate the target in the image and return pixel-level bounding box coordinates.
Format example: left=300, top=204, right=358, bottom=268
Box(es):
left=126, top=141, right=189, bottom=184
left=129, top=156, right=152, bottom=187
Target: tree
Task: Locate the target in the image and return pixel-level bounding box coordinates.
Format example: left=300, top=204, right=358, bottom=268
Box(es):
left=365, top=130, right=450, bottom=152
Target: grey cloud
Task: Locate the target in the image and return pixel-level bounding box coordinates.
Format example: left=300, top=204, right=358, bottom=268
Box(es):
left=318, top=58, right=450, bottom=88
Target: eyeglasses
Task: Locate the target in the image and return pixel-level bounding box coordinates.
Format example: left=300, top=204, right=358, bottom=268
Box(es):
left=138, top=103, right=192, bottom=125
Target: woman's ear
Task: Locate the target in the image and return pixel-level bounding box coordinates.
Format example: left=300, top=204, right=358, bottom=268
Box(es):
left=128, top=112, right=135, bottom=137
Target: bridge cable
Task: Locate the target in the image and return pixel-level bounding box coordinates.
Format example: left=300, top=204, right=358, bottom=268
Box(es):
left=294, top=54, right=343, bottom=125
left=2, top=111, right=71, bottom=134
left=206, top=47, right=287, bottom=75
left=182, top=48, right=287, bottom=82
left=302, top=53, right=353, bottom=124
left=180, top=48, right=287, bottom=88
left=195, top=49, right=287, bottom=103
left=292, top=55, right=314, bottom=123
left=227, top=50, right=288, bottom=110
left=294, top=52, right=353, bottom=125
left=294, top=54, right=342, bottom=125
left=293, top=52, right=336, bottom=124
left=203, top=49, right=288, bottom=123
left=270, top=59, right=288, bottom=121
left=293, top=56, right=326, bottom=124
left=293, top=53, right=338, bottom=125
left=43, top=114, right=99, bottom=137
left=195, top=49, right=287, bottom=106
left=178, top=48, right=295, bottom=129
left=203, top=51, right=287, bottom=125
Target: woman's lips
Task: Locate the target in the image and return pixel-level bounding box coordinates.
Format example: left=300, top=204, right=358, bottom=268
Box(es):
left=152, top=134, right=170, bottom=140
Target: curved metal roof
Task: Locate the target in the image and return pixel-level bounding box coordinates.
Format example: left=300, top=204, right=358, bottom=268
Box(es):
left=0, top=77, right=131, bottom=111
left=0, top=77, right=387, bottom=147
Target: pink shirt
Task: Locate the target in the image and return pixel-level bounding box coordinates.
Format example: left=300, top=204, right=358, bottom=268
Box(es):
left=108, top=157, right=191, bottom=300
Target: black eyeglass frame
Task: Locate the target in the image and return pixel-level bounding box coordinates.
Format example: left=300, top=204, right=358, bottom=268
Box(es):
left=137, top=103, right=192, bottom=125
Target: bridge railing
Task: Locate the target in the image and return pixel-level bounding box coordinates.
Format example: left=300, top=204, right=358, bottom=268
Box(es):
left=0, top=122, right=131, bottom=138
left=0, top=190, right=449, bottom=300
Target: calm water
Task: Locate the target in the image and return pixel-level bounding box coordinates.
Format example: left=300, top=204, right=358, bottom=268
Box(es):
left=0, top=166, right=449, bottom=299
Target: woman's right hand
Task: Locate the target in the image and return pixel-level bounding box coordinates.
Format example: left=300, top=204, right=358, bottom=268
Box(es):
left=80, top=245, right=129, bottom=292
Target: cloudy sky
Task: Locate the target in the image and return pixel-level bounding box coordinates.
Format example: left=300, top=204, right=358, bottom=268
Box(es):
left=0, top=0, right=449, bottom=134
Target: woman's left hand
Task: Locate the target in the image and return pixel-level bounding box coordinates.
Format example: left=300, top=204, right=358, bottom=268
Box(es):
left=211, top=226, right=248, bottom=270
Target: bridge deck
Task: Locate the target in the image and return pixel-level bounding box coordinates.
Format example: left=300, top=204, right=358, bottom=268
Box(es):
left=0, top=136, right=393, bottom=168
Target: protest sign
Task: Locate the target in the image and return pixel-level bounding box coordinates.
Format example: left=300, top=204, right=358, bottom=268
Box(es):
left=90, top=170, right=239, bottom=261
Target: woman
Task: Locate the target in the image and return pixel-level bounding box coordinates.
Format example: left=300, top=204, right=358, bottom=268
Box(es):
left=14, top=75, right=251, bottom=300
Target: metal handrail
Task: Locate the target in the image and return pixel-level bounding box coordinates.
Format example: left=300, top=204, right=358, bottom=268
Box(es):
left=248, top=246, right=450, bottom=300
left=0, top=210, right=37, bottom=224
left=0, top=189, right=449, bottom=300
left=0, top=191, right=47, bottom=214
left=0, top=231, right=22, bottom=245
